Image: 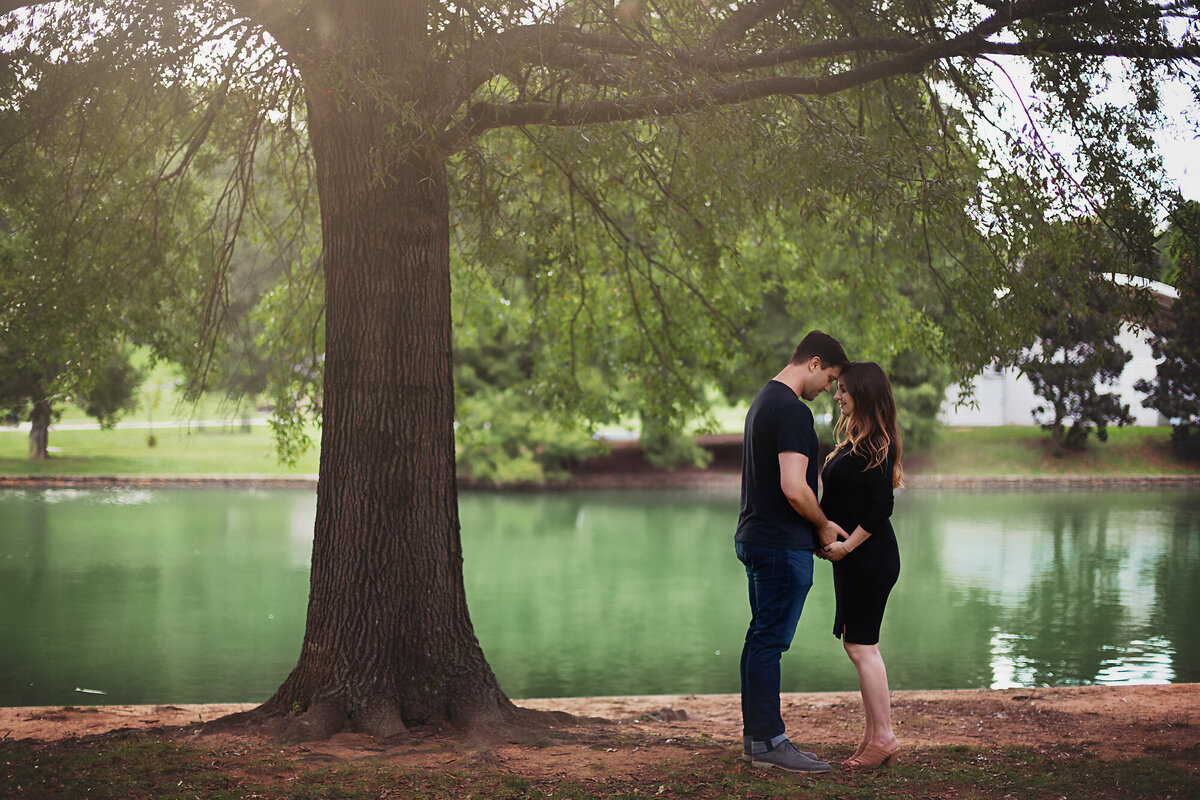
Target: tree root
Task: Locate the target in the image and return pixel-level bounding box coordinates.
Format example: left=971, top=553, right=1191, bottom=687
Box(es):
left=270, top=698, right=351, bottom=743
left=350, top=697, right=407, bottom=740
left=198, top=696, right=595, bottom=748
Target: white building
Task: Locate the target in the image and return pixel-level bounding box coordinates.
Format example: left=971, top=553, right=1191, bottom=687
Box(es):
left=940, top=277, right=1179, bottom=427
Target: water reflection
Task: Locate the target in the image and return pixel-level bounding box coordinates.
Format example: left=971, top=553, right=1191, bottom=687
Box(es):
left=0, top=486, right=1196, bottom=706
left=902, top=491, right=1199, bottom=691
left=0, top=488, right=314, bottom=706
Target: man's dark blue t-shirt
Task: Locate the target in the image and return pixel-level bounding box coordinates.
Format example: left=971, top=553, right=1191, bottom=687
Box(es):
left=734, top=380, right=820, bottom=550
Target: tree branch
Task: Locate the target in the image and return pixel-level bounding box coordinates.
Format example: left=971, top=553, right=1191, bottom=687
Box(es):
left=449, top=24, right=922, bottom=107
left=979, top=39, right=1200, bottom=60
left=448, top=24, right=648, bottom=108
left=440, top=0, right=1200, bottom=153
left=705, top=0, right=791, bottom=51
left=688, top=37, right=920, bottom=72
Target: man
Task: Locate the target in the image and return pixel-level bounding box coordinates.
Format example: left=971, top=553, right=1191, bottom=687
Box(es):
left=735, top=330, right=849, bottom=773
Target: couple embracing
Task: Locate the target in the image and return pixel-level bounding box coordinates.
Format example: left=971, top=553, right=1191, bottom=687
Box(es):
left=735, top=330, right=904, bottom=774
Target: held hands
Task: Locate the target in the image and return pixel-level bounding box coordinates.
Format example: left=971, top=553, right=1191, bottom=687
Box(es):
left=821, top=540, right=850, bottom=562
left=818, top=520, right=846, bottom=548
left=814, top=520, right=847, bottom=561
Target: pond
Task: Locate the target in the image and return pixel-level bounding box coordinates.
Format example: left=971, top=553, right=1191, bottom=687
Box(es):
left=1, top=486, right=1197, bottom=706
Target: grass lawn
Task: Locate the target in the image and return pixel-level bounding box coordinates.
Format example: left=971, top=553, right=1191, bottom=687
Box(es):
left=907, top=425, right=1200, bottom=476
left=2, top=735, right=1196, bottom=800
left=2, top=421, right=1197, bottom=478
left=0, top=424, right=320, bottom=476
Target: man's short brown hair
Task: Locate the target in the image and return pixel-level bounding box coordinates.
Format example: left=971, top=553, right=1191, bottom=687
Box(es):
left=790, top=330, right=849, bottom=369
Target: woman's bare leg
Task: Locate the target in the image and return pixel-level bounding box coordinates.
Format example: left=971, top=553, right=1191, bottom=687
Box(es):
left=844, top=641, right=896, bottom=747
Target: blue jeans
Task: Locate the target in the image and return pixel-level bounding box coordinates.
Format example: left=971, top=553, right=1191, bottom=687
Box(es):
left=736, top=541, right=814, bottom=741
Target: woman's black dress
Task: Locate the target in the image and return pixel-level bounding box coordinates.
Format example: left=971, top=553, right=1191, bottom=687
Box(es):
left=819, top=448, right=900, bottom=646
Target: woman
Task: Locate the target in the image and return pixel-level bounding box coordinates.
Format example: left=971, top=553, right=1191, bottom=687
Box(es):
left=819, top=361, right=904, bottom=768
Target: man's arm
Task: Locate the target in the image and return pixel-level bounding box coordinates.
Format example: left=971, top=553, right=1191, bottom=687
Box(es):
left=778, top=451, right=844, bottom=548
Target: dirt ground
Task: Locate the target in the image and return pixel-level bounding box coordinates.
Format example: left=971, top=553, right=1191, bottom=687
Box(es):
left=3, top=684, right=1197, bottom=779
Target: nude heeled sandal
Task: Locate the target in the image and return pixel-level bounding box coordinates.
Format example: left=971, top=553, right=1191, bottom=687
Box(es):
left=844, top=737, right=902, bottom=768
left=843, top=740, right=868, bottom=765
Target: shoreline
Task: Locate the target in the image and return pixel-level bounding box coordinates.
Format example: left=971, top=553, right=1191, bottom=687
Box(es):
left=2, top=472, right=1199, bottom=491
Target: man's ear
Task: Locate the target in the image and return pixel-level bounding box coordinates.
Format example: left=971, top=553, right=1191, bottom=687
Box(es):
left=808, top=356, right=824, bottom=373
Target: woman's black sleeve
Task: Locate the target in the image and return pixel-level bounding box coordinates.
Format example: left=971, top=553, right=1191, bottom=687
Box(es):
left=858, top=456, right=894, bottom=535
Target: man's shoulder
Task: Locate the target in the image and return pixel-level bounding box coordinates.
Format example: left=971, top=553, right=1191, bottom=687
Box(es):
left=751, top=383, right=810, bottom=419
left=748, top=383, right=788, bottom=426
left=754, top=380, right=806, bottom=410
left=773, top=390, right=813, bottom=426
left=748, top=386, right=814, bottom=451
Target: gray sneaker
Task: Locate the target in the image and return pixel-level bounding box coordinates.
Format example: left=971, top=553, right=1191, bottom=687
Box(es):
left=742, top=736, right=818, bottom=762
left=744, top=739, right=831, bottom=774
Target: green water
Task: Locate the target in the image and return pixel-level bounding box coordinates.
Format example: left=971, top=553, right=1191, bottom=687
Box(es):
left=1, top=486, right=1196, bottom=706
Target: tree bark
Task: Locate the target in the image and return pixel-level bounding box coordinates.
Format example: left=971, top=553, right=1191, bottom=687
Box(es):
left=28, top=398, right=51, bottom=460
left=258, top=95, right=515, bottom=739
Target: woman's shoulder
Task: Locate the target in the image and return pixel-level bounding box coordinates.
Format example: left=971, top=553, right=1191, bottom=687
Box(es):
left=830, top=448, right=871, bottom=471
left=835, top=447, right=893, bottom=475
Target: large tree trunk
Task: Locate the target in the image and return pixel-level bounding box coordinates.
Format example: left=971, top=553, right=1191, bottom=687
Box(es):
left=258, top=94, right=515, bottom=740
left=28, top=398, right=51, bottom=460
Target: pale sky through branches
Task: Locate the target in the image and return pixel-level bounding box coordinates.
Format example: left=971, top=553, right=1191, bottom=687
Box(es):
left=1152, top=83, right=1199, bottom=200
left=982, top=50, right=1200, bottom=210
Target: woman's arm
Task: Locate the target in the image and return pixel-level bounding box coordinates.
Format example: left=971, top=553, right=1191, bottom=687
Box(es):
left=822, top=455, right=893, bottom=562
left=823, top=524, right=870, bottom=562
left=857, top=454, right=895, bottom=537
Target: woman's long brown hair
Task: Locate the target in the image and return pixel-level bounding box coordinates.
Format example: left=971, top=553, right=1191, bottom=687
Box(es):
left=825, top=361, right=904, bottom=488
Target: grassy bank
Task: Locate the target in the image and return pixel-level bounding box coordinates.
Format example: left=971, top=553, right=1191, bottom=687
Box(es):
left=0, top=424, right=320, bottom=476
left=907, top=426, right=1200, bottom=476
left=1, top=423, right=1197, bottom=478
left=2, top=734, right=1196, bottom=800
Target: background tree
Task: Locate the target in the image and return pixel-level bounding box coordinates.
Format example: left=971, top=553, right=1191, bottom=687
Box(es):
left=0, top=72, right=211, bottom=456
left=1011, top=224, right=1151, bottom=451
left=1137, top=200, right=1200, bottom=459
left=0, top=340, right=143, bottom=459
left=452, top=277, right=601, bottom=484
left=888, top=348, right=955, bottom=451
left=2, top=0, right=1198, bottom=740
